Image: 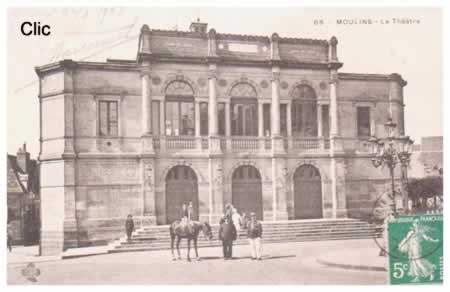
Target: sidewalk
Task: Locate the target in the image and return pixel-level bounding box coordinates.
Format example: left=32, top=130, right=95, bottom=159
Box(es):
left=7, top=245, right=60, bottom=265
left=316, top=246, right=388, bottom=272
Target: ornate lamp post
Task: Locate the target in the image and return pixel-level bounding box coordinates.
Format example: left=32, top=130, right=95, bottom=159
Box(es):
left=368, top=118, right=414, bottom=215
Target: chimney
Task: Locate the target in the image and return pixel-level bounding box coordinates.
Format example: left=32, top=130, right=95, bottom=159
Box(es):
left=17, top=143, right=30, bottom=173
left=189, top=18, right=208, bottom=33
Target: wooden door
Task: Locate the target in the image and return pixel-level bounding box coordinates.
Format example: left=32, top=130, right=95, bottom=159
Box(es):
left=232, top=166, right=263, bottom=220
left=294, top=165, right=323, bottom=219
left=165, top=166, right=198, bottom=224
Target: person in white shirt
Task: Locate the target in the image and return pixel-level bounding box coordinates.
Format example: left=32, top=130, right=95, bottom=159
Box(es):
left=231, top=208, right=241, bottom=238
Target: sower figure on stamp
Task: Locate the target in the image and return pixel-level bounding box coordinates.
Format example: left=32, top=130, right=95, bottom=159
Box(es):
left=219, top=216, right=237, bottom=260
left=125, top=214, right=135, bottom=242
left=247, top=212, right=263, bottom=260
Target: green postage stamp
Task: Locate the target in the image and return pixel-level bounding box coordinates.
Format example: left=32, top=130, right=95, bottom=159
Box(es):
left=387, top=214, right=443, bottom=285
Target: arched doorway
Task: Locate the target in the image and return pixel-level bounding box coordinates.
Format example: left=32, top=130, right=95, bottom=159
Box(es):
left=232, top=165, right=263, bottom=220
left=165, top=166, right=198, bottom=224
left=293, top=165, right=323, bottom=219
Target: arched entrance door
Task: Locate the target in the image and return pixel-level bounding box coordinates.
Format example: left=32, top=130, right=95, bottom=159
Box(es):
left=294, top=165, right=323, bottom=219
left=232, top=165, right=263, bottom=220
left=165, top=166, right=198, bottom=224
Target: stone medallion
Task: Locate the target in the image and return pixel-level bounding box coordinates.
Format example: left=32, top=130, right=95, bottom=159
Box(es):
left=281, top=81, right=289, bottom=90
left=218, top=79, right=227, bottom=87
left=319, top=81, right=327, bottom=90
left=152, top=76, right=161, bottom=85
left=260, top=80, right=269, bottom=89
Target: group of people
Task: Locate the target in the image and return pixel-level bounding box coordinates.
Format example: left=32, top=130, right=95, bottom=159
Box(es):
left=219, top=204, right=263, bottom=261
left=124, top=202, right=263, bottom=261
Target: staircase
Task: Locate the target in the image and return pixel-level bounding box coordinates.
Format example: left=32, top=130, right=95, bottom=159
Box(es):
left=109, top=219, right=380, bottom=253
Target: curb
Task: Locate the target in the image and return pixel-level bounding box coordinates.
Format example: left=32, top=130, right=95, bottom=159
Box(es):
left=316, top=257, right=387, bottom=272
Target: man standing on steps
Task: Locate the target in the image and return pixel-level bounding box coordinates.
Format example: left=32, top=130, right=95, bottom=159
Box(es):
left=247, top=212, right=263, bottom=260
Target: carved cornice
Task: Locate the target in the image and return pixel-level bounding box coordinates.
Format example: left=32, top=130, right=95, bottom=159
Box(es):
left=338, top=72, right=407, bottom=87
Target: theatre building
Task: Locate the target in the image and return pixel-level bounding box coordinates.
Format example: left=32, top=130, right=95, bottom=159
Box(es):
left=36, top=21, right=407, bottom=255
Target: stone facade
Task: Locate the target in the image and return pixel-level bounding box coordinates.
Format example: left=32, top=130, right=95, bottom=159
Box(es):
left=35, top=21, right=407, bottom=255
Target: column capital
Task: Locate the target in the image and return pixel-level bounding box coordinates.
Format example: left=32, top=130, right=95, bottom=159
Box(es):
left=208, top=71, right=217, bottom=80
left=271, top=71, right=280, bottom=82
left=140, top=70, right=151, bottom=78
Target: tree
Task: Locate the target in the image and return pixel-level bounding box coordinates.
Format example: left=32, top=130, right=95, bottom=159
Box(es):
left=407, top=176, right=443, bottom=212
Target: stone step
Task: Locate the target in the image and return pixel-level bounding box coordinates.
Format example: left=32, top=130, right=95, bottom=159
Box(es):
left=110, top=234, right=377, bottom=253
left=140, top=221, right=373, bottom=231
left=132, top=226, right=377, bottom=239
left=137, top=224, right=375, bottom=236
left=120, top=230, right=379, bottom=247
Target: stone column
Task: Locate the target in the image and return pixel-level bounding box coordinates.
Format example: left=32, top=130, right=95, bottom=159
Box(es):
left=141, top=67, right=154, bottom=154
left=258, top=102, right=264, bottom=137
left=271, top=70, right=281, bottom=136
left=159, top=100, right=166, bottom=151
left=208, top=64, right=221, bottom=153
left=195, top=100, right=201, bottom=150
left=225, top=101, right=231, bottom=151
left=286, top=102, right=292, bottom=136
left=271, top=67, right=284, bottom=153
left=258, top=102, right=265, bottom=151
left=317, top=104, right=324, bottom=149
left=142, top=72, right=152, bottom=135
left=286, top=102, right=292, bottom=150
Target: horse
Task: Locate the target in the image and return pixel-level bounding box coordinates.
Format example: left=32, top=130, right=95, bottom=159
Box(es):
left=169, top=220, right=213, bottom=261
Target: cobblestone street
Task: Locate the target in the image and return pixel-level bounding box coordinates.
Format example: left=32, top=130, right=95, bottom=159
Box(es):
left=8, top=239, right=387, bottom=285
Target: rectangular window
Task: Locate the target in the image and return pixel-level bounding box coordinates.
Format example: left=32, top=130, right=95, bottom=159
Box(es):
left=218, top=102, right=225, bottom=136
left=322, top=105, right=330, bottom=138
left=200, top=102, right=209, bottom=136
left=263, top=104, right=271, bottom=136
left=152, top=101, right=160, bottom=136
left=357, top=107, right=371, bottom=137
left=280, top=104, right=287, bottom=136
left=99, top=100, right=118, bottom=136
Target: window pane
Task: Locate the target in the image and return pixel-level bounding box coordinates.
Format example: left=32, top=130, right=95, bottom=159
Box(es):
left=292, top=101, right=317, bottom=137
left=180, top=102, right=195, bottom=136
left=263, top=104, right=271, bottom=136
left=357, top=107, right=371, bottom=137
left=218, top=103, right=225, bottom=136
left=280, top=104, right=287, bottom=136
left=322, top=105, right=330, bottom=138
left=152, top=101, right=160, bottom=136
left=200, top=102, right=209, bottom=136
left=109, top=101, right=118, bottom=136
left=165, top=102, right=175, bottom=136
left=231, top=100, right=258, bottom=136
left=99, top=101, right=108, bottom=136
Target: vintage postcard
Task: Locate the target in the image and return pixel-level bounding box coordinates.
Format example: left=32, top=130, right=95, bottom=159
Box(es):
left=5, top=5, right=443, bottom=285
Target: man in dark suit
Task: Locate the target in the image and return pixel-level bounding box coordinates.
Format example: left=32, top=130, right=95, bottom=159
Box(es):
left=219, top=216, right=237, bottom=260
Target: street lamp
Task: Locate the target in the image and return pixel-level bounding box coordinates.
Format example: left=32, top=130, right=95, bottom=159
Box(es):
left=368, top=117, right=414, bottom=215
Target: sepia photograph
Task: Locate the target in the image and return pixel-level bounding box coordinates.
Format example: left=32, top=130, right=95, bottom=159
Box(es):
left=5, top=4, right=444, bottom=285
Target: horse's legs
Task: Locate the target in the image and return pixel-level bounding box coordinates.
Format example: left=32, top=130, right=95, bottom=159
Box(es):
left=194, top=238, right=199, bottom=260
left=187, top=239, right=191, bottom=262
left=176, top=237, right=181, bottom=260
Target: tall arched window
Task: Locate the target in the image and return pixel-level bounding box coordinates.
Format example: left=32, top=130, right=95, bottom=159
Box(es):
left=165, top=81, right=195, bottom=136
left=291, top=85, right=318, bottom=137
left=230, top=83, right=258, bottom=136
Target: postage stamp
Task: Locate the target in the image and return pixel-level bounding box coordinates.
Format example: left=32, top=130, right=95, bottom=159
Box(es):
left=387, top=214, right=443, bottom=285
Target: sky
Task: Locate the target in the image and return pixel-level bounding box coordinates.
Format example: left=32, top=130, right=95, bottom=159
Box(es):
left=7, top=7, right=442, bottom=158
